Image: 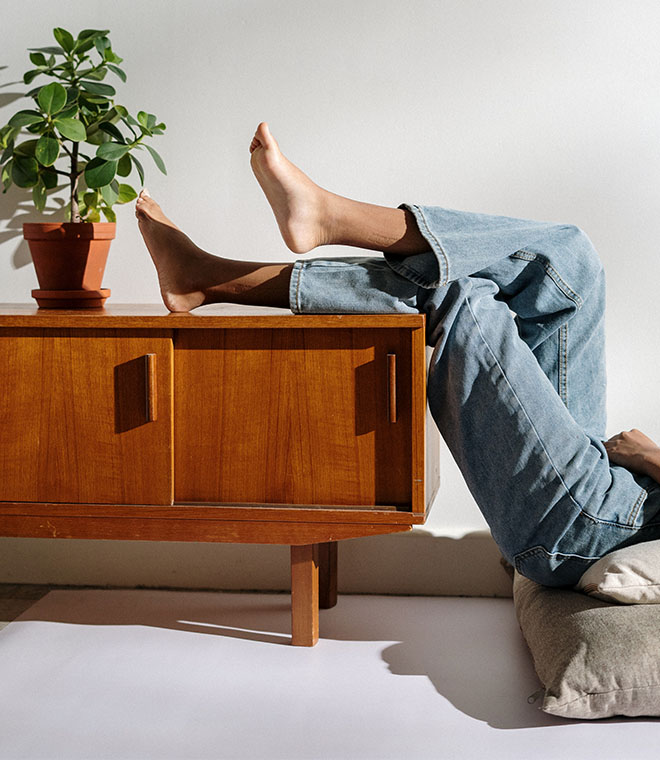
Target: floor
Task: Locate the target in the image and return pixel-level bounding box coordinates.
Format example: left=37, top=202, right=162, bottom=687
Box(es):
left=1, top=585, right=659, bottom=760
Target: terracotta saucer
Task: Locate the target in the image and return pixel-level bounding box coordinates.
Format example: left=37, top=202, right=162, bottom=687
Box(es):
left=31, top=289, right=111, bottom=309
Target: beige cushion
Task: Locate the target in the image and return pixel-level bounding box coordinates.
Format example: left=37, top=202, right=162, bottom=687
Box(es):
left=513, top=571, right=660, bottom=719
left=575, top=540, right=660, bottom=604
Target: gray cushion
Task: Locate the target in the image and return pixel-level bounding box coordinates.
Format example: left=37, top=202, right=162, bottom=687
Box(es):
left=575, top=539, right=660, bottom=604
left=513, top=570, right=660, bottom=719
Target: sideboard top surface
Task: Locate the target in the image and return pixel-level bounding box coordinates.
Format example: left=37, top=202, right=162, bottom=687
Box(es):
left=0, top=303, right=425, bottom=329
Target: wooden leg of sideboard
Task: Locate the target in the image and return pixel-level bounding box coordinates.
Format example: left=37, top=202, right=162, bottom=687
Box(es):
left=318, top=541, right=338, bottom=609
left=290, top=544, right=319, bottom=646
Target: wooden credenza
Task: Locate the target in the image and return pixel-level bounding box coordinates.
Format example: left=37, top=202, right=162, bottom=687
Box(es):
left=0, top=304, right=439, bottom=645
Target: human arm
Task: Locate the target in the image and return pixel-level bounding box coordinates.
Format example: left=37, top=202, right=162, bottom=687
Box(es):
left=603, top=429, right=660, bottom=484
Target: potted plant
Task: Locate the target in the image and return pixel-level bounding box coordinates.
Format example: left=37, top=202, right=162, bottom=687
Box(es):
left=0, top=27, right=166, bottom=308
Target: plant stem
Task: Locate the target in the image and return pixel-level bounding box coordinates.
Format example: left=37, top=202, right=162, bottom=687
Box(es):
left=70, top=141, right=80, bottom=222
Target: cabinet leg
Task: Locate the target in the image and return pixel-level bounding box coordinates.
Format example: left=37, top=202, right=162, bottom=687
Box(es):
left=290, top=544, right=319, bottom=646
left=319, top=541, right=338, bottom=609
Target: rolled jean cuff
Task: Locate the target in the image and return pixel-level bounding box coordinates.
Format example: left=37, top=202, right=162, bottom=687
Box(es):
left=288, top=256, right=421, bottom=314
left=381, top=203, right=448, bottom=288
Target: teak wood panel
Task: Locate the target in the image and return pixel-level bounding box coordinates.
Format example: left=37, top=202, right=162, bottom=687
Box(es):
left=0, top=328, right=173, bottom=505
left=174, top=328, right=414, bottom=507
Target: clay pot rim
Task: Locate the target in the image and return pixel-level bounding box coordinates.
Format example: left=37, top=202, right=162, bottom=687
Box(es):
left=23, top=222, right=116, bottom=241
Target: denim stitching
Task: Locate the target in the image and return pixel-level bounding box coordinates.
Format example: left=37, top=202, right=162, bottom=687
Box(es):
left=465, top=294, right=587, bottom=517
left=412, top=205, right=450, bottom=285
left=295, top=263, right=303, bottom=312
left=511, top=250, right=583, bottom=308
left=559, top=323, right=568, bottom=405
left=514, top=544, right=600, bottom=567
left=389, top=261, right=436, bottom=287
left=625, top=485, right=649, bottom=527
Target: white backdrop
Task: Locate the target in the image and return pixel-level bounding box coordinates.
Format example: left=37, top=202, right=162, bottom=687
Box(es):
left=2, top=0, right=659, bottom=592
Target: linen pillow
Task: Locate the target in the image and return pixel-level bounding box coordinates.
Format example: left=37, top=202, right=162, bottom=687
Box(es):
left=513, top=570, right=660, bottom=719
left=575, top=539, right=660, bottom=604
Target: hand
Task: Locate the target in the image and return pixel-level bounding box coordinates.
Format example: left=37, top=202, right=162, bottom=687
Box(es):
left=603, top=429, right=660, bottom=478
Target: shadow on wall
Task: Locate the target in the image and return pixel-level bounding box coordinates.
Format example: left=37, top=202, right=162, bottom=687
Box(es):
left=0, top=73, right=67, bottom=273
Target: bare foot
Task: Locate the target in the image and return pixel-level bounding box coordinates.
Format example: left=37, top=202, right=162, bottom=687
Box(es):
left=135, top=191, right=208, bottom=312
left=249, top=122, right=333, bottom=253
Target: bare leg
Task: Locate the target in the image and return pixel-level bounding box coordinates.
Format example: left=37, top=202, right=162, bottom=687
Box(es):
left=136, top=121, right=428, bottom=312
left=249, top=122, right=428, bottom=255
left=135, top=193, right=292, bottom=312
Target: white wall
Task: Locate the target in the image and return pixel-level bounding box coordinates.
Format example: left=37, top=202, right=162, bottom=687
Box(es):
left=2, top=0, right=659, bottom=594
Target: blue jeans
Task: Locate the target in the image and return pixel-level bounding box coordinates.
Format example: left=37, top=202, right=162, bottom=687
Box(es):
left=288, top=204, right=660, bottom=587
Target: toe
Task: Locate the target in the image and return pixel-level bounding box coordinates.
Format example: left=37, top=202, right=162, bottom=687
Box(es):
left=256, top=121, right=275, bottom=149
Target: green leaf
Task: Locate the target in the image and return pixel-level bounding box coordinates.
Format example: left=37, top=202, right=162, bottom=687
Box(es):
left=101, top=206, right=116, bottom=222
left=29, top=52, right=47, bottom=67
left=117, top=183, right=137, bottom=203
left=98, top=122, right=125, bottom=142
left=130, top=153, right=145, bottom=185
left=77, top=29, right=110, bottom=41
left=11, top=155, right=39, bottom=187
left=23, top=69, right=42, bottom=85
left=96, top=142, right=129, bottom=160
left=54, top=117, right=86, bottom=141
left=74, top=38, right=95, bottom=55
left=116, top=153, right=131, bottom=177
left=32, top=181, right=47, bottom=211
left=145, top=144, right=166, bottom=175
left=2, top=160, right=13, bottom=192
left=80, top=80, right=116, bottom=97
left=84, top=157, right=117, bottom=188
left=65, top=87, right=79, bottom=105
left=137, top=111, right=148, bottom=128
left=146, top=113, right=157, bottom=129
left=13, top=139, right=39, bottom=157
left=28, top=46, right=65, bottom=55
left=38, top=82, right=67, bottom=114
left=86, top=208, right=101, bottom=222
left=8, top=110, right=43, bottom=128
left=100, top=181, right=118, bottom=205
left=53, top=28, right=75, bottom=53
left=56, top=105, right=78, bottom=120
left=79, top=67, right=107, bottom=81
left=35, top=134, right=59, bottom=166
left=41, top=168, right=59, bottom=189
left=0, top=140, right=14, bottom=164
left=106, top=64, right=126, bottom=82
left=95, top=36, right=111, bottom=56
left=83, top=191, right=97, bottom=207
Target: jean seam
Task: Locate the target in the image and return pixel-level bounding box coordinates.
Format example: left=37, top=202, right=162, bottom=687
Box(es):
left=626, top=486, right=649, bottom=527
left=559, top=323, right=568, bottom=405
left=515, top=545, right=600, bottom=564
left=294, top=262, right=303, bottom=312
left=387, top=259, right=435, bottom=287
left=512, top=250, right=584, bottom=308
left=465, top=294, right=587, bottom=517
left=410, top=204, right=450, bottom=285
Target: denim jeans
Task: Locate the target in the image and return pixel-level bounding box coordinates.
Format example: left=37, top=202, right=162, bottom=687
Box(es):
left=288, top=204, right=660, bottom=587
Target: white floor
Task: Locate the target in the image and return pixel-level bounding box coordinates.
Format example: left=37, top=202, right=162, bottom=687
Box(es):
left=0, top=591, right=659, bottom=759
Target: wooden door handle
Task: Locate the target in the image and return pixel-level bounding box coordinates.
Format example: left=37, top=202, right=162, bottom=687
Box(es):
left=145, top=353, right=157, bottom=422
left=387, top=353, right=397, bottom=423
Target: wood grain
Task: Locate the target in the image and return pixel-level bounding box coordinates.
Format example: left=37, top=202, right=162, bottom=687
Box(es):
left=0, top=514, right=412, bottom=544
left=291, top=544, right=319, bottom=646
left=0, top=328, right=173, bottom=505
left=0, top=304, right=425, bottom=330
left=174, top=328, right=414, bottom=508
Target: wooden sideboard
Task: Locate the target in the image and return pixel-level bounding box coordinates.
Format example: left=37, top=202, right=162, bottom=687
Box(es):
left=0, top=304, right=440, bottom=645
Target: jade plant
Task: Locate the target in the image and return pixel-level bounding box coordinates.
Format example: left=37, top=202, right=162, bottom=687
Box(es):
left=0, top=27, right=166, bottom=223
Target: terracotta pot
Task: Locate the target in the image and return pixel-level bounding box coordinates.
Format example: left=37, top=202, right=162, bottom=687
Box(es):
left=23, top=222, right=115, bottom=308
